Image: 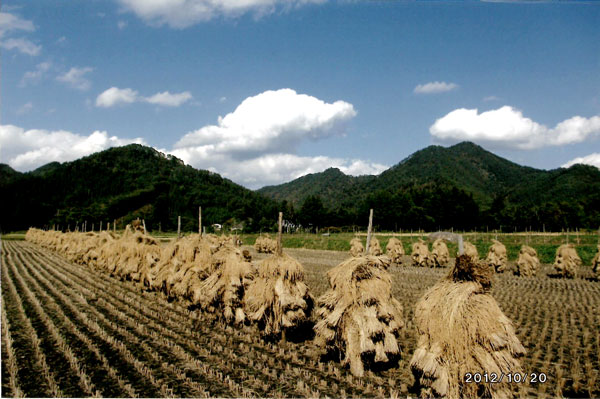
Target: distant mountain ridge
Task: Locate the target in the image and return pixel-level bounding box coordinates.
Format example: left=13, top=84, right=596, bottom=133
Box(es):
left=259, top=142, right=599, bottom=209
left=0, top=145, right=279, bottom=232
left=1, top=141, right=598, bottom=232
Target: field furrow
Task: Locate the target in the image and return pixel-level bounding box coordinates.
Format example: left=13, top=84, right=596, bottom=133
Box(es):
left=2, top=239, right=599, bottom=398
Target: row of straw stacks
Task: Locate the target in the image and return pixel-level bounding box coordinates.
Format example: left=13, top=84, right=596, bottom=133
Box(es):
left=25, top=227, right=312, bottom=338
left=351, top=236, right=591, bottom=278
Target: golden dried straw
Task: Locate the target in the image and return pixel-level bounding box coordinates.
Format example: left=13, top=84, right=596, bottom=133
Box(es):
left=314, top=255, right=403, bottom=377
left=410, top=255, right=525, bottom=399
left=486, top=239, right=507, bottom=273
left=515, top=245, right=539, bottom=277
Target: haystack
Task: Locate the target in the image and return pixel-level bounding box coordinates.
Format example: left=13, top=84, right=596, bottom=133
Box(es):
left=431, top=239, right=450, bottom=268
left=368, top=236, right=383, bottom=256
left=189, top=246, right=254, bottom=324
left=515, top=245, right=539, bottom=277
left=350, top=238, right=364, bottom=257
left=410, top=255, right=525, bottom=399
left=463, top=242, right=479, bottom=262
left=244, top=252, right=313, bottom=338
left=149, top=234, right=215, bottom=293
left=553, top=244, right=581, bottom=279
left=386, top=237, right=405, bottom=264
left=486, top=239, right=508, bottom=273
left=314, top=255, right=404, bottom=377
left=592, top=245, right=600, bottom=278
left=105, top=226, right=159, bottom=281
left=254, top=234, right=277, bottom=254
left=412, top=239, right=432, bottom=267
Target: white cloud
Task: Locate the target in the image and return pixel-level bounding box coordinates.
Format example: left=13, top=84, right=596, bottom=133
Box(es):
left=20, top=61, right=51, bottom=86
left=168, top=88, right=381, bottom=187
left=562, top=153, right=600, bottom=169
left=0, top=37, right=40, bottom=55
left=116, top=0, right=326, bottom=28
left=414, top=81, right=458, bottom=95
left=56, top=67, right=94, bottom=90
left=95, top=87, right=139, bottom=107
left=0, top=12, right=34, bottom=36
left=15, top=102, right=33, bottom=115
left=0, top=124, right=146, bottom=171
left=95, top=87, right=193, bottom=107
left=0, top=12, right=40, bottom=55
left=144, top=91, right=193, bottom=107
left=171, top=151, right=387, bottom=188
left=118, top=20, right=128, bottom=29
left=174, top=88, right=356, bottom=158
left=219, top=96, right=227, bottom=103
left=430, top=106, right=600, bottom=150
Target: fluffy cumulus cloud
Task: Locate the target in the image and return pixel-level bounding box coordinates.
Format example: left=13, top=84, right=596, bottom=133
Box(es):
left=562, top=153, right=600, bottom=169
left=0, top=124, right=146, bottom=171
left=430, top=106, right=600, bottom=150
left=95, top=87, right=139, bottom=107
left=116, top=0, right=326, bottom=28
left=0, top=12, right=40, bottom=55
left=414, top=81, right=458, bottom=95
left=170, top=153, right=388, bottom=188
left=56, top=66, right=94, bottom=90
left=174, top=88, right=356, bottom=158
left=95, top=87, right=193, bottom=107
left=171, top=88, right=386, bottom=188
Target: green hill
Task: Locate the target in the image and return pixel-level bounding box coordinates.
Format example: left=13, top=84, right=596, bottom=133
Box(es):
left=259, top=167, right=375, bottom=208
left=0, top=145, right=279, bottom=233
left=259, top=142, right=600, bottom=231
left=2, top=142, right=598, bottom=233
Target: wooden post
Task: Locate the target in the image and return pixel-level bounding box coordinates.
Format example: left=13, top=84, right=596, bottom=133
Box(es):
left=178, top=216, right=181, bottom=239
left=100, top=221, right=102, bottom=231
left=92, top=223, right=94, bottom=232
left=277, top=212, right=283, bottom=256
left=199, top=206, right=202, bottom=236
left=113, top=219, right=116, bottom=233
left=84, top=220, right=87, bottom=232
left=142, top=219, right=147, bottom=235
left=107, top=222, right=110, bottom=232
left=365, top=208, right=373, bottom=255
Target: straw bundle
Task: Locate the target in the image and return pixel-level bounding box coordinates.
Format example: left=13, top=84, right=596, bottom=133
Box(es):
left=254, top=234, right=277, bottom=254
left=553, top=244, right=581, bottom=279
left=314, top=255, right=404, bottom=377
left=386, top=237, right=405, bottom=264
left=515, top=245, right=539, bottom=277
left=368, top=236, right=383, bottom=256
left=189, top=246, right=254, bottom=324
left=431, top=239, right=450, bottom=268
left=244, top=252, right=313, bottom=338
left=112, top=227, right=161, bottom=282
left=350, top=237, right=364, bottom=257
left=412, top=239, right=432, bottom=267
left=592, top=245, right=600, bottom=279
left=150, top=234, right=214, bottom=294
left=486, top=240, right=508, bottom=273
left=410, top=255, right=525, bottom=399
left=463, top=242, right=479, bottom=262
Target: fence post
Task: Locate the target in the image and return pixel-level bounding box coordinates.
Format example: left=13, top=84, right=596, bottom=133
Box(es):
left=366, top=209, right=373, bottom=255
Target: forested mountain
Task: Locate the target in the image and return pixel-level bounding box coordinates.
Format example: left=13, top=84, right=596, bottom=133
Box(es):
left=0, top=145, right=279, bottom=232
left=260, top=142, right=600, bottom=231
left=2, top=142, right=598, bottom=233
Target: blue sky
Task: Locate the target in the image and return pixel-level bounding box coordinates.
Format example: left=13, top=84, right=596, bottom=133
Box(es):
left=1, top=0, right=599, bottom=188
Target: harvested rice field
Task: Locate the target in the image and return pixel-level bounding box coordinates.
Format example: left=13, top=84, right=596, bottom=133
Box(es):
left=1, top=239, right=599, bottom=398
